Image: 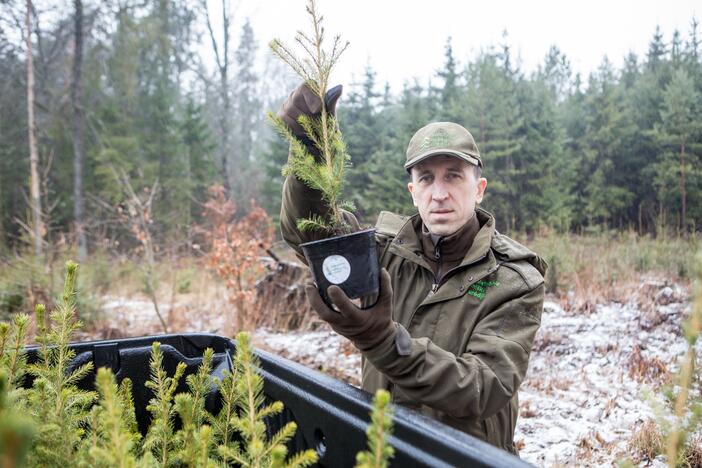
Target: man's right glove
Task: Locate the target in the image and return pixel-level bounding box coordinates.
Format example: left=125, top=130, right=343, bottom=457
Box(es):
left=305, top=268, right=412, bottom=356
left=278, top=83, right=343, bottom=138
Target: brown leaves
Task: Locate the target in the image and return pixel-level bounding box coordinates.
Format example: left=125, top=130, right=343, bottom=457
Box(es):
left=201, top=185, right=274, bottom=335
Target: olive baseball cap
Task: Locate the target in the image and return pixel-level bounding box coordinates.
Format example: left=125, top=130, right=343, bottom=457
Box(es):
left=404, top=122, right=482, bottom=171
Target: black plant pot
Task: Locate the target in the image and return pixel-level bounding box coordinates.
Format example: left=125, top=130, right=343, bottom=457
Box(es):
left=300, top=228, right=379, bottom=308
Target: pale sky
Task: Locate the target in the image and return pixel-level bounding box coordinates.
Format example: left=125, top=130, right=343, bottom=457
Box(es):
left=221, top=0, right=699, bottom=93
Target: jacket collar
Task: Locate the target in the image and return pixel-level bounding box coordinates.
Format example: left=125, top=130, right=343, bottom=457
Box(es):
left=419, top=213, right=481, bottom=264
left=391, top=208, right=499, bottom=306
left=392, top=207, right=495, bottom=269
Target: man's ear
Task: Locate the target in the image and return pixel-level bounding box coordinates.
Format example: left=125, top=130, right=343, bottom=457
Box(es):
left=475, top=178, right=488, bottom=204
left=407, top=182, right=418, bottom=207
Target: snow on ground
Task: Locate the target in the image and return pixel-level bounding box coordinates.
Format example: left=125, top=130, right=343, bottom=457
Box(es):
left=253, top=329, right=362, bottom=384
left=97, top=280, right=697, bottom=467
left=95, top=294, right=228, bottom=338
left=252, top=282, right=697, bottom=467
left=515, top=296, right=691, bottom=467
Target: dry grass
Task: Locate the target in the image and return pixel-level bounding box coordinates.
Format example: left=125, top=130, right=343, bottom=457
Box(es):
left=680, top=436, right=702, bottom=468
left=525, top=376, right=574, bottom=395
left=523, top=231, right=697, bottom=313
left=576, top=430, right=612, bottom=464
left=628, top=420, right=664, bottom=463
left=627, top=344, right=671, bottom=384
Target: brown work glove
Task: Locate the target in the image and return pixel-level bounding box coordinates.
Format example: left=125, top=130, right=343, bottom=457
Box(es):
left=278, top=83, right=343, bottom=138
left=305, top=269, right=396, bottom=352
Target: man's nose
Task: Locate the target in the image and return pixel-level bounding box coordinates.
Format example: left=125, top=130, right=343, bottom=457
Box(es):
left=432, top=182, right=449, bottom=201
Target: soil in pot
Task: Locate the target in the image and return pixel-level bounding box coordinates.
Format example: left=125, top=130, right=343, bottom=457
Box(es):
left=300, top=228, right=379, bottom=308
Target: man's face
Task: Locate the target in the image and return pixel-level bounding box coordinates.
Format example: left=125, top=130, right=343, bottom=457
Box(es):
left=407, top=155, right=487, bottom=237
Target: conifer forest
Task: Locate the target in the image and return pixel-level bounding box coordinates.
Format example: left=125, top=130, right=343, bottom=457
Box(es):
left=0, top=3, right=701, bottom=250
left=0, top=0, right=701, bottom=466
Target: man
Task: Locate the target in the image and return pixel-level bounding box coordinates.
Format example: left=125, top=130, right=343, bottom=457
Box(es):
left=279, top=84, right=546, bottom=454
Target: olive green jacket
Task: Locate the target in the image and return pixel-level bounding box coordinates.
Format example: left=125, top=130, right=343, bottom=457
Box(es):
left=280, top=175, right=546, bottom=454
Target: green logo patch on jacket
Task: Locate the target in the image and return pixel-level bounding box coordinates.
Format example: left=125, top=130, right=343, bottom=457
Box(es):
left=467, top=280, right=500, bottom=300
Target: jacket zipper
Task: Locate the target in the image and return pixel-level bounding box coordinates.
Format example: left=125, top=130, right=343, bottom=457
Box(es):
left=429, top=242, right=442, bottom=297
left=411, top=251, right=490, bottom=327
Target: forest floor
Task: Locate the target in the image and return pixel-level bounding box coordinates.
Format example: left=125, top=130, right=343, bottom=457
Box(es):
left=86, top=274, right=697, bottom=467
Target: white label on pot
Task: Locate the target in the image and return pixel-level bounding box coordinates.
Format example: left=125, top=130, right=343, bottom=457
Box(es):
left=322, top=255, right=351, bottom=284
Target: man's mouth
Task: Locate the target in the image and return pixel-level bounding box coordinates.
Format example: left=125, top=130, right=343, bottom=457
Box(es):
left=431, top=209, right=453, bottom=214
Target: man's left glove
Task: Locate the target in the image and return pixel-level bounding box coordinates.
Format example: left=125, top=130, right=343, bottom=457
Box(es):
left=278, top=83, right=343, bottom=138
left=305, top=269, right=396, bottom=352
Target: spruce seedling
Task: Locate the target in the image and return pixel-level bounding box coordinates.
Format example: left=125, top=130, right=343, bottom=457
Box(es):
left=0, top=315, right=35, bottom=468
left=26, top=261, right=97, bottom=467
left=173, top=393, right=218, bottom=467
left=210, top=367, right=238, bottom=447
left=216, top=332, right=318, bottom=467
left=0, top=371, right=35, bottom=467
left=184, top=347, right=215, bottom=428
left=268, top=0, right=355, bottom=235
left=173, top=347, right=218, bottom=467
left=118, top=377, right=141, bottom=440
left=355, top=389, right=395, bottom=468
left=87, top=368, right=139, bottom=467
left=144, top=341, right=187, bottom=467
left=0, top=313, right=30, bottom=389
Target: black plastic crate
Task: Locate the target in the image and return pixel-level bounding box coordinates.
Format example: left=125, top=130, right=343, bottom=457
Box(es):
left=24, top=333, right=529, bottom=468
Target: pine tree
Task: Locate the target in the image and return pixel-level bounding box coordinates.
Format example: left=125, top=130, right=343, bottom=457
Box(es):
left=340, top=65, right=382, bottom=219
left=464, top=51, right=524, bottom=232
left=356, top=81, right=426, bottom=220
left=232, top=19, right=262, bottom=206
left=646, top=25, right=668, bottom=74
left=537, top=45, right=572, bottom=101
left=684, top=17, right=702, bottom=89
left=181, top=96, right=217, bottom=228
left=652, top=68, right=702, bottom=233
left=435, top=37, right=463, bottom=121
left=580, top=58, right=637, bottom=229
left=517, top=73, right=574, bottom=231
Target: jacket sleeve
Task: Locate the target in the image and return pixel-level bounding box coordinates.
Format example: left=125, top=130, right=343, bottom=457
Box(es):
left=280, top=173, right=328, bottom=260
left=280, top=172, right=361, bottom=261
left=362, top=282, right=544, bottom=419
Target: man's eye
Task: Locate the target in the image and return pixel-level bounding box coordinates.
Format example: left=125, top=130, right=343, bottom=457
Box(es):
left=419, top=175, right=432, bottom=183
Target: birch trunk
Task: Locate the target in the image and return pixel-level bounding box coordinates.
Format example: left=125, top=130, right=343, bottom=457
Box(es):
left=26, top=0, right=43, bottom=257
left=72, top=0, right=86, bottom=260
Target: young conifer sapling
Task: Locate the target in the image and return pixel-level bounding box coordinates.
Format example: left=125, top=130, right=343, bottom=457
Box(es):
left=268, top=0, right=354, bottom=235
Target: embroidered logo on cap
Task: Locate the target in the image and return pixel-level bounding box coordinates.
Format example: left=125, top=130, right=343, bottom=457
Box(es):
left=419, top=128, right=455, bottom=151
